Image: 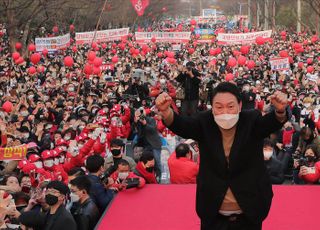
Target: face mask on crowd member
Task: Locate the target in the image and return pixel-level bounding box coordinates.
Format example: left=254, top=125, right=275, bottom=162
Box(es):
left=263, top=139, right=274, bottom=160
left=117, top=162, right=130, bottom=181
left=212, top=83, right=241, bottom=130
left=110, top=138, right=124, bottom=158
left=304, top=146, right=317, bottom=163
left=45, top=181, right=69, bottom=207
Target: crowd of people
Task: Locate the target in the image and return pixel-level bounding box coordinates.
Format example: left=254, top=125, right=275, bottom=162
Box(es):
left=0, top=17, right=319, bottom=229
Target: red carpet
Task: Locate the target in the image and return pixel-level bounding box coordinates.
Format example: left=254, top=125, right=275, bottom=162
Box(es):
left=96, top=185, right=320, bottom=230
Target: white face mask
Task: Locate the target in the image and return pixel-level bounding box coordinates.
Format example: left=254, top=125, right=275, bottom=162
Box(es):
left=54, top=158, right=60, bottom=165
left=34, top=161, right=43, bottom=169
left=28, top=95, right=34, bottom=100
left=44, top=159, right=54, bottom=168
left=70, top=192, right=80, bottom=203
left=64, top=135, right=71, bottom=141
left=214, top=113, right=239, bottom=130
left=304, top=103, right=311, bottom=108
left=118, top=172, right=129, bottom=180
left=59, top=156, right=65, bottom=164
left=70, top=147, right=79, bottom=157
left=20, top=111, right=29, bottom=117
left=159, top=79, right=166, bottom=84
left=263, top=151, right=273, bottom=159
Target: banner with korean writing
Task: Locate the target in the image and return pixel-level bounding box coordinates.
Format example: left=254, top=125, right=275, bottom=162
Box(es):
left=75, top=28, right=129, bottom=45
left=0, top=145, right=28, bottom=160
left=202, top=9, right=217, bottom=17
left=217, top=30, right=272, bottom=45
left=195, top=29, right=215, bottom=43
left=269, top=57, right=290, bottom=71
left=35, top=33, right=70, bottom=52
left=135, top=32, right=191, bottom=44
left=307, top=74, right=319, bottom=82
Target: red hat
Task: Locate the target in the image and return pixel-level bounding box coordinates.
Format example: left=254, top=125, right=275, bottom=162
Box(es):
left=41, top=150, right=53, bottom=160
left=21, top=163, right=36, bottom=174
left=51, top=150, right=59, bottom=158
left=29, top=154, right=41, bottom=163
left=18, top=159, right=29, bottom=169
left=55, top=146, right=66, bottom=155
left=113, top=104, right=121, bottom=112
left=98, top=109, right=107, bottom=116
left=56, top=138, right=69, bottom=146
left=98, top=118, right=110, bottom=127
left=75, top=135, right=85, bottom=142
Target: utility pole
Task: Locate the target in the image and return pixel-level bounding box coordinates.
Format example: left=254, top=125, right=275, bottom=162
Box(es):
left=248, top=0, right=251, bottom=27
left=264, top=0, right=269, bottom=30
left=272, top=0, right=276, bottom=30
left=257, top=0, right=260, bottom=28
left=297, top=0, right=301, bottom=32
left=199, top=0, right=203, bottom=16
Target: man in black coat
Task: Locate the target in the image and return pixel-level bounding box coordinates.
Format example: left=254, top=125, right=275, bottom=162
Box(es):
left=156, top=82, right=288, bottom=230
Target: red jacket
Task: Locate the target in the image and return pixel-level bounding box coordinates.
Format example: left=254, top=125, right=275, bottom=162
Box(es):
left=299, top=161, right=320, bottom=184
left=149, top=82, right=176, bottom=98
left=109, top=171, right=145, bottom=189
left=168, top=152, right=199, bottom=184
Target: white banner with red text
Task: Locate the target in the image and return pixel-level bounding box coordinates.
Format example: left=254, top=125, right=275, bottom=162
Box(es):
left=217, top=30, right=272, bottom=45
left=35, top=33, right=70, bottom=52
left=135, top=32, right=191, bottom=44
left=75, top=28, right=129, bottom=45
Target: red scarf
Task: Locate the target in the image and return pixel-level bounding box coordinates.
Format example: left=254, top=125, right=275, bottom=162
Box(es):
left=136, top=162, right=157, bottom=184
left=282, top=129, right=294, bottom=146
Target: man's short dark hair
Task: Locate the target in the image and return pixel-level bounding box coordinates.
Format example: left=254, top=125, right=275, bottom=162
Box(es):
left=139, top=152, right=155, bottom=164
left=211, top=82, right=241, bottom=103
left=175, top=143, right=190, bottom=158
left=110, top=138, right=125, bottom=148
left=86, top=155, right=105, bottom=173
left=68, top=167, right=85, bottom=177
left=70, top=175, right=92, bottom=194
left=117, top=159, right=130, bottom=168
left=263, top=138, right=274, bottom=148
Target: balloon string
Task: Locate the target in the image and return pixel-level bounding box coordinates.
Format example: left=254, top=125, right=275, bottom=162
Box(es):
left=91, top=0, right=109, bottom=46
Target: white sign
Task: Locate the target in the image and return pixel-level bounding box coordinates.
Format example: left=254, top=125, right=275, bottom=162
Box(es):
left=269, top=57, right=290, bottom=71
left=202, top=9, right=217, bottom=17
left=217, top=30, right=272, bottom=45
left=75, top=28, right=129, bottom=44
left=307, top=74, right=319, bottom=82
left=135, top=32, right=191, bottom=44
left=35, top=33, right=70, bottom=52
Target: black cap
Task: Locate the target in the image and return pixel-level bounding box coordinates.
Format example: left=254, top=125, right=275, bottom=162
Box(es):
left=110, top=138, right=124, bottom=147
left=47, top=180, right=70, bottom=195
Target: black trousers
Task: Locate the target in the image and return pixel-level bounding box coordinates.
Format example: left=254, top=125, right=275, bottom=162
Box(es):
left=201, top=214, right=262, bottom=230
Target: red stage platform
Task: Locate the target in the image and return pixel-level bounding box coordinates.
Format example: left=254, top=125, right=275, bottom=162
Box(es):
left=96, top=185, right=320, bottom=230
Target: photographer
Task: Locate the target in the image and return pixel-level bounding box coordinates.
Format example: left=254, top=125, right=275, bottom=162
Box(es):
left=176, top=61, right=201, bottom=116
left=124, top=75, right=149, bottom=108
left=241, top=81, right=256, bottom=111
left=294, top=145, right=320, bottom=184
left=132, top=108, right=162, bottom=178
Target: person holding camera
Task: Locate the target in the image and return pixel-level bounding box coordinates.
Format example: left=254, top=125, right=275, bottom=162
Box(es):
left=176, top=61, right=201, bottom=116
left=124, top=75, right=150, bottom=108
left=132, top=108, right=162, bottom=178
left=293, top=145, right=320, bottom=184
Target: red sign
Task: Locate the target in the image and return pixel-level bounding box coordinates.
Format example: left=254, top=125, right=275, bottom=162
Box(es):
left=0, top=145, right=28, bottom=160
left=130, top=0, right=149, bottom=16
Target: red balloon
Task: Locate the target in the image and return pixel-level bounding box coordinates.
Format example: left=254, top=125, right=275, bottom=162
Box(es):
left=298, top=62, right=304, bottom=69
left=190, top=19, right=197, bottom=26
left=83, top=64, right=93, bottom=75
left=42, top=49, right=48, bottom=56
left=28, top=66, right=37, bottom=75
left=167, top=58, right=176, bottom=64
left=167, top=51, right=174, bottom=58
left=237, top=55, right=247, bottom=66
left=15, top=42, right=22, bottom=50
left=259, top=55, right=265, bottom=61
left=280, top=31, right=286, bottom=36
left=134, top=49, right=140, bottom=55
left=12, top=52, right=20, bottom=60
left=233, top=50, right=241, bottom=57
left=279, top=50, right=288, bottom=58
left=209, top=49, right=216, bottom=56
left=307, top=58, right=313, bottom=65
left=188, top=48, right=195, bottom=55
left=162, top=7, right=167, bottom=12
left=28, top=44, right=36, bottom=52
left=293, top=43, right=302, bottom=50
left=52, top=26, right=59, bottom=33
left=311, top=35, right=318, bottom=43
left=247, top=60, right=255, bottom=69
left=64, top=56, right=74, bottom=67
left=151, top=37, right=156, bottom=43
left=69, top=24, right=75, bottom=32
left=15, top=57, right=24, bottom=65
left=240, top=46, right=250, bottom=55
left=307, top=66, right=314, bottom=73
left=296, top=47, right=304, bottom=54
left=94, top=57, right=103, bottom=67
left=255, top=37, right=265, bottom=45
left=30, top=53, right=41, bottom=65
left=93, top=67, right=101, bottom=75
left=227, top=57, right=237, bottom=68
left=142, top=44, right=149, bottom=51
left=111, top=49, right=117, bottom=54
left=288, top=57, right=294, bottom=64
left=72, top=46, right=77, bottom=52
left=215, top=48, right=222, bottom=55
left=101, top=43, right=107, bottom=49
left=111, top=56, right=119, bottom=63
left=92, top=42, right=97, bottom=49
left=37, top=65, right=45, bottom=73
left=157, top=52, right=163, bottom=58
left=118, top=43, right=125, bottom=50
left=225, top=73, right=234, bottom=82
left=209, top=59, right=217, bottom=66
left=2, top=101, right=13, bottom=113
left=87, top=51, right=96, bottom=61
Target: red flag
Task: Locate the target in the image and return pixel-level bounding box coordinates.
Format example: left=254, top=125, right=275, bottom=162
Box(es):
left=130, top=0, right=149, bottom=16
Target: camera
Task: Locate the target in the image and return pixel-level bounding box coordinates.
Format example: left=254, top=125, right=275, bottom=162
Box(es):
left=297, top=157, right=308, bottom=167
left=139, top=109, right=145, bottom=120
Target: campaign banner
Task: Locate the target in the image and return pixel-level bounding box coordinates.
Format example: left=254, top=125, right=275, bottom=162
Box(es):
left=193, top=15, right=227, bottom=24
left=269, top=57, right=290, bottom=71
left=135, top=32, right=191, bottom=44
left=307, top=74, right=319, bottom=82
left=75, top=28, right=129, bottom=45
left=35, top=33, right=70, bottom=52
left=202, top=9, right=217, bottom=17
left=195, top=29, right=215, bottom=43
left=217, top=30, right=272, bottom=45
left=0, top=145, right=28, bottom=160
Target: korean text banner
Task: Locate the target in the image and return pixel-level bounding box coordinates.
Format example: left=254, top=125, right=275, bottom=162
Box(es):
left=195, top=29, right=215, bottom=43
left=35, top=33, right=70, bottom=52
left=135, top=32, right=191, bottom=43
left=269, top=57, right=290, bottom=71
left=217, top=30, right=272, bottom=45
left=75, top=28, right=129, bottom=45
left=0, top=145, right=28, bottom=160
